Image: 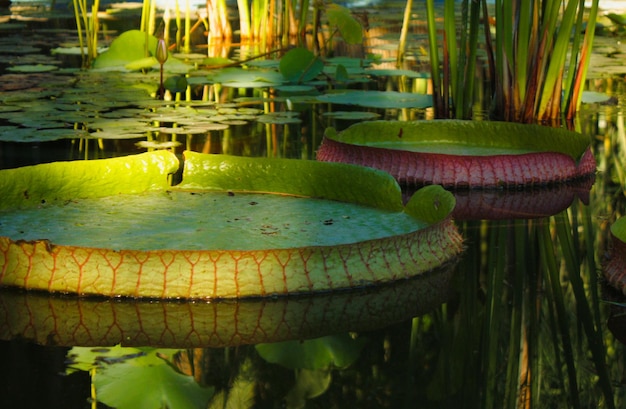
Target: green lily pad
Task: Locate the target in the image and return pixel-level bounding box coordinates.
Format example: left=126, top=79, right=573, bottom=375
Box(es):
left=6, top=64, right=58, bottom=73
left=208, top=67, right=285, bottom=88
left=0, top=151, right=463, bottom=299
left=316, top=90, right=433, bottom=109
left=279, top=47, right=324, bottom=83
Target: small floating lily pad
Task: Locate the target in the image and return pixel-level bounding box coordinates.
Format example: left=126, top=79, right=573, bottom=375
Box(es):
left=0, top=151, right=463, bottom=299
left=6, top=64, right=58, bottom=73
left=316, top=90, right=433, bottom=109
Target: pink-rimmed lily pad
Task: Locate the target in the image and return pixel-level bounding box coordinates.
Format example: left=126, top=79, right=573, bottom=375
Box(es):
left=0, top=151, right=463, bottom=299
left=317, top=120, right=596, bottom=189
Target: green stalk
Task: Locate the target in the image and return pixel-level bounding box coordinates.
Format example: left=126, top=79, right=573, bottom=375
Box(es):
left=461, top=0, right=480, bottom=118
left=567, top=0, right=599, bottom=117
left=297, top=0, right=309, bottom=44
left=140, top=0, right=151, bottom=32
left=444, top=0, right=458, bottom=117
left=72, top=0, right=85, bottom=65
left=238, top=0, right=251, bottom=40
left=90, top=0, right=100, bottom=62
left=514, top=0, right=532, bottom=113
left=184, top=0, right=191, bottom=52
left=396, top=0, right=413, bottom=68
left=537, top=0, right=579, bottom=119
left=425, top=0, right=442, bottom=116
left=176, top=0, right=182, bottom=52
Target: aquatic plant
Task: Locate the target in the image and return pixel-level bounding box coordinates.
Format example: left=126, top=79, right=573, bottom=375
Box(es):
left=0, top=151, right=463, bottom=298
left=424, top=0, right=600, bottom=121
left=317, top=120, right=596, bottom=188
left=72, top=0, right=100, bottom=67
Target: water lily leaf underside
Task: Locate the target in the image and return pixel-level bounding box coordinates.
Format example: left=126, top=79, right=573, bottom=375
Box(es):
left=0, top=151, right=463, bottom=299
left=317, top=120, right=597, bottom=188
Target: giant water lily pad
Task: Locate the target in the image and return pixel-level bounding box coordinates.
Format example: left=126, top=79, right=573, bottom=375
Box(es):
left=317, top=120, right=596, bottom=188
left=0, top=151, right=463, bottom=299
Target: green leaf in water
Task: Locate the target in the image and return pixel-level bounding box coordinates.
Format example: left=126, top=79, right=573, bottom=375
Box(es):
left=317, top=90, right=433, bottom=109
left=279, top=47, right=324, bottom=83
left=67, top=346, right=214, bottom=409
left=326, top=4, right=363, bottom=44
left=255, top=334, right=367, bottom=370
left=611, top=217, right=626, bottom=242
left=164, top=75, right=189, bottom=93
left=208, top=67, right=285, bottom=88
left=405, top=185, right=456, bottom=224
left=94, top=30, right=158, bottom=69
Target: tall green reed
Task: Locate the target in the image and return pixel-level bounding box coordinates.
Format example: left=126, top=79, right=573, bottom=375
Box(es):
left=425, top=0, right=599, bottom=121
left=72, top=0, right=100, bottom=67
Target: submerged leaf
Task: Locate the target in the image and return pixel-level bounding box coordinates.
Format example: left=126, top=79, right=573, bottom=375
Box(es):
left=255, top=334, right=367, bottom=370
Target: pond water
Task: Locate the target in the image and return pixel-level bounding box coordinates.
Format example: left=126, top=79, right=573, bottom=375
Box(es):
left=1, top=1, right=626, bottom=408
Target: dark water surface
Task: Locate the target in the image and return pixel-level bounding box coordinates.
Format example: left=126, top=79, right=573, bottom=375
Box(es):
left=1, top=2, right=626, bottom=408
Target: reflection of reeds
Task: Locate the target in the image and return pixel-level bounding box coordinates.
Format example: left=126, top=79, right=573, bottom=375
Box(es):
left=404, top=213, right=615, bottom=407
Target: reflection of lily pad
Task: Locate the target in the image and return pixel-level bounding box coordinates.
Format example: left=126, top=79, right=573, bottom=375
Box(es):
left=317, top=120, right=596, bottom=188
left=316, top=90, right=432, bottom=109
left=0, top=261, right=457, bottom=347
left=0, top=151, right=463, bottom=299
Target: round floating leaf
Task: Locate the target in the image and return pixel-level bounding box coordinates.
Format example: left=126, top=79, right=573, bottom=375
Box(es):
left=208, top=67, right=284, bottom=88
left=405, top=185, right=456, bottom=223
left=581, top=91, right=613, bottom=104
left=279, top=47, right=324, bottom=83
left=0, top=151, right=463, bottom=298
left=322, top=111, right=380, bottom=120
left=6, top=64, right=58, bottom=73
left=316, top=90, right=433, bottom=109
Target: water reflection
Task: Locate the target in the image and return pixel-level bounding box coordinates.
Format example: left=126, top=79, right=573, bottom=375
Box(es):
left=0, top=4, right=626, bottom=408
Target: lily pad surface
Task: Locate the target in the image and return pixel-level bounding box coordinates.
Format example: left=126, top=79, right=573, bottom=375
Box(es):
left=317, top=120, right=597, bottom=188
left=0, top=151, right=463, bottom=299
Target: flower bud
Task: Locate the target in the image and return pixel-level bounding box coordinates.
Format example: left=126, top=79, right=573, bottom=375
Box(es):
left=156, top=38, right=168, bottom=65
